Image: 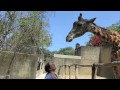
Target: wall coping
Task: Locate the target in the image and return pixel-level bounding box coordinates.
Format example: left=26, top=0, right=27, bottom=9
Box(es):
left=54, top=54, right=81, bottom=59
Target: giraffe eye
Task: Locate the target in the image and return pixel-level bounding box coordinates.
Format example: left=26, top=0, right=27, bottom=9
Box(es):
left=78, top=21, right=83, bottom=26
left=78, top=23, right=82, bottom=26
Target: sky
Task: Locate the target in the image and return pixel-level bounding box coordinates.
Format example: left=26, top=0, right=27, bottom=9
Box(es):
left=47, top=11, right=120, bottom=51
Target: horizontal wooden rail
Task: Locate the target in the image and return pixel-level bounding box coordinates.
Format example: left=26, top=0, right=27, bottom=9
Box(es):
left=59, top=61, right=120, bottom=68
left=59, top=64, right=92, bottom=67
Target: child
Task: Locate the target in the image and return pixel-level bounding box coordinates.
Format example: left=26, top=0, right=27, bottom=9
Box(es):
left=44, top=62, right=61, bottom=79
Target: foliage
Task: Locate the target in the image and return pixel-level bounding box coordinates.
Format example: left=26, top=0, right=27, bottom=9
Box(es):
left=52, top=47, right=75, bottom=55
left=0, top=11, right=52, bottom=55
left=0, top=11, right=17, bottom=50
left=41, top=48, right=54, bottom=61
left=107, top=21, right=120, bottom=32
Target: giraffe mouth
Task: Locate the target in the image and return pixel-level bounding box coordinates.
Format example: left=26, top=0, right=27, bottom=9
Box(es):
left=66, top=36, right=73, bottom=42
left=67, top=39, right=72, bottom=42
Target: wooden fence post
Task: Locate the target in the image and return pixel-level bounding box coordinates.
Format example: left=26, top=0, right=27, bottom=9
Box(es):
left=65, top=65, right=66, bottom=79
left=75, top=65, right=78, bottom=79
left=69, top=66, right=70, bottom=79
left=92, top=64, right=96, bottom=79
left=58, top=66, right=61, bottom=76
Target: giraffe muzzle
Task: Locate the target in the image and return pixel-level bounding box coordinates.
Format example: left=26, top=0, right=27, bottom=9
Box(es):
left=66, top=36, right=73, bottom=42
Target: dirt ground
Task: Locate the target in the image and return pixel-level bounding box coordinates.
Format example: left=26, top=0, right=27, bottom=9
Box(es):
left=36, top=73, right=107, bottom=79
left=59, top=75, right=107, bottom=79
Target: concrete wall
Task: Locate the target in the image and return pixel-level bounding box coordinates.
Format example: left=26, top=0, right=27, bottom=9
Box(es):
left=80, top=46, right=114, bottom=78
left=53, top=46, right=115, bottom=79
left=0, top=51, right=37, bottom=79
left=54, top=47, right=101, bottom=75
left=79, top=46, right=101, bottom=75
left=54, top=54, right=81, bottom=75
left=97, top=46, right=114, bottom=78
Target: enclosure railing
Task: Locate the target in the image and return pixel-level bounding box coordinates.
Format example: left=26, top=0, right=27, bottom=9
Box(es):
left=58, top=61, right=120, bottom=79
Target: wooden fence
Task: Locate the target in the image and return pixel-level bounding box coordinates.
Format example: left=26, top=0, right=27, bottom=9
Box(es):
left=58, top=61, right=120, bottom=79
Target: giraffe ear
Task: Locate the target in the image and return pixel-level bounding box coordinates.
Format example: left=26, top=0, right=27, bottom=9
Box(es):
left=87, top=18, right=96, bottom=23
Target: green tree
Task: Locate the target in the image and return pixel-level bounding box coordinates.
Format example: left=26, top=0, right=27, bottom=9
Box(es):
left=106, top=22, right=120, bottom=32
left=54, top=47, right=75, bottom=55
left=41, top=48, right=54, bottom=61
left=6, top=11, right=52, bottom=54
left=0, top=11, right=17, bottom=50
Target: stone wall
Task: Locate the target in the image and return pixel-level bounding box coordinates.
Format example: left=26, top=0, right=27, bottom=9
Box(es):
left=0, top=51, right=37, bottom=79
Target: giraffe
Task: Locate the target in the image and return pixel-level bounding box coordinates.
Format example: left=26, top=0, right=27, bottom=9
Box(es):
left=66, top=13, right=120, bottom=79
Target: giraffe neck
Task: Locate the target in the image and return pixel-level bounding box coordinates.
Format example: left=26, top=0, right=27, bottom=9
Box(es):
left=86, top=23, right=120, bottom=48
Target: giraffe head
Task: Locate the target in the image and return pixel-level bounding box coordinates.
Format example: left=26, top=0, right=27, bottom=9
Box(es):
left=66, top=13, right=96, bottom=42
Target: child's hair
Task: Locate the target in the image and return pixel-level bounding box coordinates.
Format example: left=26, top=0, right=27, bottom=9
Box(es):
left=45, top=62, right=54, bottom=73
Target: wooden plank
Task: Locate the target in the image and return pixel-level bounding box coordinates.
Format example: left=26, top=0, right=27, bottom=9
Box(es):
left=75, top=65, right=78, bottom=79
left=65, top=65, right=66, bottom=79
left=94, top=61, right=120, bottom=67
left=92, top=64, right=96, bottom=79
left=59, top=61, right=120, bottom=68
left=58, top=66, right=61, bottom=75
left=69, top=66, right=70, bottom=79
